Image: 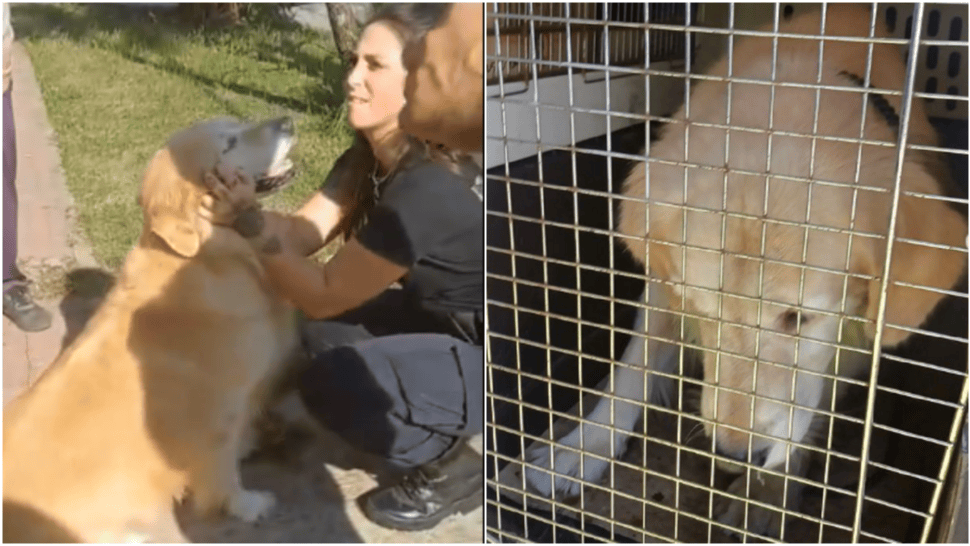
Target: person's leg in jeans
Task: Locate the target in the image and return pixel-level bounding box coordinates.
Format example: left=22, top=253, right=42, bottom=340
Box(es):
left=3, top=89, right=16, bottom=283
left=299, top=325, right=484, bottom=530
left=2, top=86, right=51, bottom=332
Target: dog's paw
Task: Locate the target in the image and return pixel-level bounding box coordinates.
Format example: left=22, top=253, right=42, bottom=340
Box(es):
left=228, top=489, right=276, bottom=522
left=524, top=428, right=618, bottom=500
left=715, top=471, right=788, bottom=539
left=524, top=442, right=584, bottom=499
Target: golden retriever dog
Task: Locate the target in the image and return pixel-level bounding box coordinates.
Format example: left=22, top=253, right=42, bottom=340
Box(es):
left=525, top=5, right=967, bottom=538
left=3, top=117, right=300, bottom=543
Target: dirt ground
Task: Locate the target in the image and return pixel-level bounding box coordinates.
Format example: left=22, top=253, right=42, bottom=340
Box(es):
left=177, top=395, right=484, bottom=543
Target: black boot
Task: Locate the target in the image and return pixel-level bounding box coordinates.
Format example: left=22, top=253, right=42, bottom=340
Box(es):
left=361, top=440, right=483, bottom=531
left=3, top=282, right=52, bottom=332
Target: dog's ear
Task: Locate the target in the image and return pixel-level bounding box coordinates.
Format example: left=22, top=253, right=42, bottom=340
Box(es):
left=149, top=213, right=201, bottom=258
left=854, top=162, right=967, bottom=346
left=138, top=149, right=202, bottom=258
left=618, top=163, right=682, bottom=292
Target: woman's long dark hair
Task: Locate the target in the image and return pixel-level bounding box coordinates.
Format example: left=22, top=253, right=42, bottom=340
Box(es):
left=329, top=3, right=478, bottom=240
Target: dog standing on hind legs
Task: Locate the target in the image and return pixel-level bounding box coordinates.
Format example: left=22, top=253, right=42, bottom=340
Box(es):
left=524, top=5, right=967, bottom=538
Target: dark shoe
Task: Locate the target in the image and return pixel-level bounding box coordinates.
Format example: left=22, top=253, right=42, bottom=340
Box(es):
left=361, top=441, right=483, bottom=531
left=3, top=283, right=53, bottom=332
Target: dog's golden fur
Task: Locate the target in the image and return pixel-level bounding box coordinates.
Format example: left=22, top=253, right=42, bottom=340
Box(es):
left=3, top=121, right=299, bottom=542
left=619, top=5, right=964, bottom=346
left=526, top=5, right=967, bottom=538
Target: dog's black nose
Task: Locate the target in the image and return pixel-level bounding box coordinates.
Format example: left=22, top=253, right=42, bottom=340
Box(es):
left=751, top=447, right=768, bottom=466
left=269, top=116, right=294, bottom=136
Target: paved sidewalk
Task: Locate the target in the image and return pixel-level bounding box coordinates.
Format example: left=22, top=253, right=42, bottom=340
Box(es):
left=2, top=41, right=99, bottom=406
left=1, top=40, right=482, bottom=542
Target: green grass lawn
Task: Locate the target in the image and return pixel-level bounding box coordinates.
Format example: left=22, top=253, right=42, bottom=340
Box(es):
left=12, top=3, right=353, bottom=270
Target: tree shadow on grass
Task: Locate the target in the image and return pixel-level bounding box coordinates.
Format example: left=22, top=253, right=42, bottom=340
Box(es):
left=13, top=4, right=173, bottom=46
left=12, top=3, right=346, bottom=113
left=115, top=46, right=345, bottom=116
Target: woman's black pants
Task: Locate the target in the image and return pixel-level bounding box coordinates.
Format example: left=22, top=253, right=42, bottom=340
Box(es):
left=298, top=290, right=483, bottom=469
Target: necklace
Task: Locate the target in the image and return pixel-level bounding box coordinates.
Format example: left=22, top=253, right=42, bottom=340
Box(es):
left=371, top=162, right=392, bottom=200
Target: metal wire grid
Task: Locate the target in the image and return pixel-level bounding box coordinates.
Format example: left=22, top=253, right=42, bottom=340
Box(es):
left=880, top=3, right=969, bottom=118
left=486, top=2, right=969, bottom=543
left=487, top=3, right=690, bottom=86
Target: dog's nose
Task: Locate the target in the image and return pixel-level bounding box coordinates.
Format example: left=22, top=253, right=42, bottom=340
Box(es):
left=269, top=116, right=295, bottom=136
left=751, top=447, right=768, bottom=466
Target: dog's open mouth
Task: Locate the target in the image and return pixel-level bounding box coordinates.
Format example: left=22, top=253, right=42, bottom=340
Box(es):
left=255, top=159, right=296, bottom=196
left=213, top=116, right=298, bottom=198
left=253, top=135, right=296, bottom=196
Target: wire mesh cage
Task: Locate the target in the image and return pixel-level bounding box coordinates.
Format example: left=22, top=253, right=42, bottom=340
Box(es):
left=485, top=2, right=969, bottom=543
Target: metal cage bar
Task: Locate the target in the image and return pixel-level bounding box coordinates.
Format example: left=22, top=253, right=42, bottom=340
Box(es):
left=486, top=2, right=969, bottom=542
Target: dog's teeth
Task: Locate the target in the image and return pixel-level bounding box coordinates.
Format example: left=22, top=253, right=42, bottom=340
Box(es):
left=266, top=160, right=293, bottom=179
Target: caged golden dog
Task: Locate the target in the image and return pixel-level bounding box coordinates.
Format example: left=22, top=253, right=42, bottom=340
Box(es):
left=4, top=117, right=301, bottom=543
left=525, top=5, right=967, bottom=538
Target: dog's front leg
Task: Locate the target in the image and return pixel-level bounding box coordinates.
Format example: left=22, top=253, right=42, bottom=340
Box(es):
left=239, top=333, right=305, bottom=460
left=715, top=444, right=809, bottom=539
left=525, top=283, right=679, bottom=498
left=190, top=401, right=276, bottom=523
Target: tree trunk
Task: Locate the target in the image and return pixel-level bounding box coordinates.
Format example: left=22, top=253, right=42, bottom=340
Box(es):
left=326, top=3, right=363, bottom=63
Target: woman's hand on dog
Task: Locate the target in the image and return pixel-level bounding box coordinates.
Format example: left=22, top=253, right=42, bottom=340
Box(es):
left=201, top=165, right=265, bottom=238
left=202, top=164, right=256, bottom=214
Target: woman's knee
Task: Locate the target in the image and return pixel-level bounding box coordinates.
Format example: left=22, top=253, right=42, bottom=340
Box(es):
left=300, top=319, right=372, bottom=355
left=298, top=345, right=382, bottom=414
left=297, top=345, right=398, bottom=451
left=296, top=334, right=482, bottom=465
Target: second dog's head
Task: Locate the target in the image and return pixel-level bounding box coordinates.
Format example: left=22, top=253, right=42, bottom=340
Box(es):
left=137, top=117, right=296, bottom=257
left=640, top=159, right=966, bottom=471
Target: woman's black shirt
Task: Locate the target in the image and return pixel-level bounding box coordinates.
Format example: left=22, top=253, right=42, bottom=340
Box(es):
left=346, top=159, right=483, bottom=340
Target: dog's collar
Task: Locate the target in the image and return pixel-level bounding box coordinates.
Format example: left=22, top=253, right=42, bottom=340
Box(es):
left=838, top=71, right=901, bottom=131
